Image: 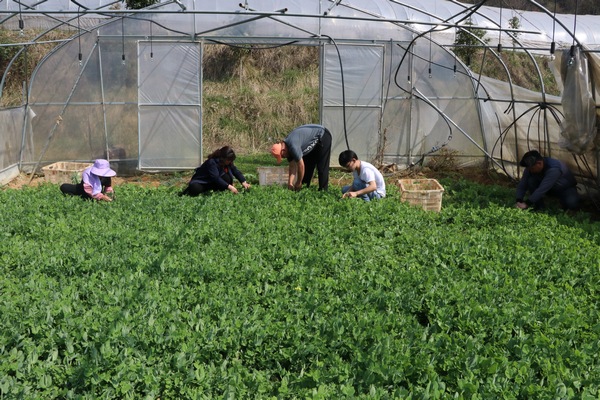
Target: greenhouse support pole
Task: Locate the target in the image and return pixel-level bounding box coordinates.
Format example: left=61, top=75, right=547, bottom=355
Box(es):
left=19, top=81, right=29, bottom=171
left=407, top=44, right=413, bottom=163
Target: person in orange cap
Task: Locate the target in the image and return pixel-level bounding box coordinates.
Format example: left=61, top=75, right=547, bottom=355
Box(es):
left=270, top=124, right=332, bottom=191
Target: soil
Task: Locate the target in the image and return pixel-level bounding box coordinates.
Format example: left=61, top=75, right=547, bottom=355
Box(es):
left=4, top=165, right=515, bottom=191
left=4, top=171, right=184, bottom=190
left=5, top=165, right=600, bottom=218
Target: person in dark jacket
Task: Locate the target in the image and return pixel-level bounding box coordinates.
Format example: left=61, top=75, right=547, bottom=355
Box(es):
left=180, top=146, right=250, bottom=196
left=270, top=124, right=332, bottom=191
left=515, top=150, right=580, bottom=210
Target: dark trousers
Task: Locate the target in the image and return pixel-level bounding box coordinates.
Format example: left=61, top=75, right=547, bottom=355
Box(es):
left=526, top=176, right=580, bottom=210
left=181, top=173, right=233, bottom=197
left=60, top=177, right=112, bottom=200
left=60, top=182, right=91, bottom=200
left=302, top=129, right=331, bottom=190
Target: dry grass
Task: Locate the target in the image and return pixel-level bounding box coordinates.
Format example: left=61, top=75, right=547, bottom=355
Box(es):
left=202, top=45, right=319, bottom=153
left=0, top=28, right=73, bottom=107
left=469, top=50, right=560, bottom=95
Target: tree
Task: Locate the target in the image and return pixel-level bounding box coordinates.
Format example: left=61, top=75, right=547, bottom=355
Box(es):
left=508, top=15, right=521, bottom=48
left=453, top=18, right=489, bottom=66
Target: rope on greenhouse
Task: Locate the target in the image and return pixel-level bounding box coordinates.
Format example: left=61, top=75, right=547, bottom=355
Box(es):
left=18, top=0, right=24, bottom=34
left=78, top=6, right=82, bottom=63
left=149, top=16, right=153, bottom=59
left=496, top=3, right=502, bottom=52
left=321, top=34, right=350, bottom=151
left=550, top=0, right=557, bottom=55
left=572, top=0, right=579, bottom=48
left=121, top=16, right=125, bottom=64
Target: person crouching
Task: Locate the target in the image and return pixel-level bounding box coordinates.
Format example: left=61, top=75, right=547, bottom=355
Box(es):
left=60, top=159, right=116, bottom=201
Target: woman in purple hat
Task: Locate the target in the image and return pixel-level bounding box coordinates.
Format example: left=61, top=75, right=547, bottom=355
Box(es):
left=60, top=159, right=116, bottom=201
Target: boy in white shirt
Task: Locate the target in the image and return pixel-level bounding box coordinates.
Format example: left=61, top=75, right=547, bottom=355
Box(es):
left=338, top=150, right=386, bottom=201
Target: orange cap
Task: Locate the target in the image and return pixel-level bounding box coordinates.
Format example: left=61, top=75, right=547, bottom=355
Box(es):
left=270, top=143, right=283, bottom=164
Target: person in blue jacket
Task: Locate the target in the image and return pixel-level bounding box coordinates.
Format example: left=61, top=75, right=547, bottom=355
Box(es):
left=180, top=146, right=250, bottom=196
left=515, top=150, right=580, bottom=211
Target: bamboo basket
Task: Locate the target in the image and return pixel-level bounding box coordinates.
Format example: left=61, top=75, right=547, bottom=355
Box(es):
left=42, top=162, right=92, bottom=184
left=398, top=179, right=444, bottom=212
left=257, top=166, right=288, bottom=186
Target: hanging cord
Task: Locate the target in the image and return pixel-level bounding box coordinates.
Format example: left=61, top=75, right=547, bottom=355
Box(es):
left=550, top=0, right=557, bottom=55
left=77, top=6, right=82, bottom=64
left=453, top=52, right=457, bottom=76
left=150, top=15, right=153, bottom=59
left=428, top=32, right=432, bottom=78
left=18, top=0, right=24, bottom=35
left=491, top=102, right=564, bottom=178
left=121, top=16, right=125, bottom=64
left=572, top=0, right=579, bottom=48
left=321, top=34, right=349, bottom=150
left=497, top=4, right=502, bottom=52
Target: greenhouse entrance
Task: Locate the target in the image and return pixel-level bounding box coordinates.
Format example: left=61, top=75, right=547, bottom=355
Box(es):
left=137, top=41, right=202, bottom=170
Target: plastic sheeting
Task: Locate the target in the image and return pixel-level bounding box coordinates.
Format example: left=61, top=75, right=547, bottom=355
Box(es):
left=137, top=42, right=202, bottom=169
left=558, top=47, right=597, bottom=154
left=2, top=0, right=600, bottom=181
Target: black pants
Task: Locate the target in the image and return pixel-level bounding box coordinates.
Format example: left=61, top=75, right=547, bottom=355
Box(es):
left=302, top=128, right=331, bottom=190
left=525, top=175, right=580, bottom=210
left=60, top=182, right=90, bottom=199
left=180, top=173, right=233, bottom=197
left=60, top=177, right=112, bottom=200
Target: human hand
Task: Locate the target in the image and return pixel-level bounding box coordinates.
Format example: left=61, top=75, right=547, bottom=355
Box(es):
left=515, top=201, right=528, bottom=209
left=242, top=182, right=251, bottom=190
left=342, top=191, right=357, bottom=199
left=228, top=185, right=239, bottom=194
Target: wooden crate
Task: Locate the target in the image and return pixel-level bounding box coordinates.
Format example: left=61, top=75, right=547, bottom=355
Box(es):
left=257, top=166, right=288, bottom=186
left=398, top=179, right=444, bottom=212
left=42, top=161, right=92, bottom=184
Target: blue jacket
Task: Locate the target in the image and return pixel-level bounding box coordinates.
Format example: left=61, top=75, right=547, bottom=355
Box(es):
left=516, top=157, right=577, bottom=204
left=189, top=158, right=246, bottom=191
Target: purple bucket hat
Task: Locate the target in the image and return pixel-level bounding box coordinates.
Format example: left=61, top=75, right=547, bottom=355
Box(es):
left=90, top=159, right=116, bottom=177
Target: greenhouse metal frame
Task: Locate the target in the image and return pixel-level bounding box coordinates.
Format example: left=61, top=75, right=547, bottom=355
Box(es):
left=0, top=0, right=599, bottom=192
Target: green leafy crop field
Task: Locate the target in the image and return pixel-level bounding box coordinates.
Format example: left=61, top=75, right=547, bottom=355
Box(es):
left=1, top=179, right=599, bottom=399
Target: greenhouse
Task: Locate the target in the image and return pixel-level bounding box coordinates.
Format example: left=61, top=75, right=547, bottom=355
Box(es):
left=0, top=0, right=599, bottom=190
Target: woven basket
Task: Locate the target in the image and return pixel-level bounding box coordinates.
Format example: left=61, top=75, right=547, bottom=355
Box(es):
left=257, top=166, right=288, bottom=186
left=42, top=162, right=92, bottom=184
left=398, top=179, right=444, bottom=212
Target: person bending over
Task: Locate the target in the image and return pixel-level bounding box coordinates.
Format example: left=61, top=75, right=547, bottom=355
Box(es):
left=270, top=124, right=332, bottom=191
